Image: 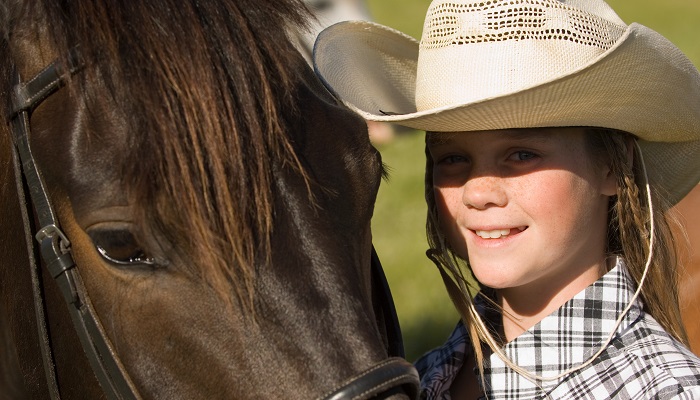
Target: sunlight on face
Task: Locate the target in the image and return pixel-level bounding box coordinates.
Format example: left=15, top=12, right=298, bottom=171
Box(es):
left=428, top=127, right=617, bottom=305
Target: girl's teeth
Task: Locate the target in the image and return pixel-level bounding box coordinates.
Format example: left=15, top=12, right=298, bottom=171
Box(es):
left=476, top=229, right=511, bottom=239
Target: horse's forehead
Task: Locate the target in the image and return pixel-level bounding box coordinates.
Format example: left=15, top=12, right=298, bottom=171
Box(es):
left=4, top=5, right=58, bottom=77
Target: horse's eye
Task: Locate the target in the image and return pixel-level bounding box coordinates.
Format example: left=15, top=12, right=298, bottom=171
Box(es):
left=87, top=229, right=156, bottom=266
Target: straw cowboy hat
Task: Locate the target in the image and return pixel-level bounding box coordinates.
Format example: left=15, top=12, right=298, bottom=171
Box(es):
left=313, top=0, right=700, bottom=204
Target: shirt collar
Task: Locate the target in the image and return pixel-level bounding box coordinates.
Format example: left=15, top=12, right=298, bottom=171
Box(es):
left=483, top=257, right=643, bottom=395
left=416, top=257, right=645, bottom=399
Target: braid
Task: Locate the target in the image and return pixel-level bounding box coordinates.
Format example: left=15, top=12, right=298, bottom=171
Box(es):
left=604, top=133, right=648, bottom=268
left=591, top=129, right=689, bottom=345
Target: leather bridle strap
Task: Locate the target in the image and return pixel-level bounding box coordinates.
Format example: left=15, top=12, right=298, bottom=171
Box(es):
left=319, top=357, right=419, bottom=400
left=10, top=113, right=60, bottom=399
left=371, top=246, right=406, bottom=359
left=316, top=249, right=419, bottom=399
left=9, top=51, right=141, bottom=400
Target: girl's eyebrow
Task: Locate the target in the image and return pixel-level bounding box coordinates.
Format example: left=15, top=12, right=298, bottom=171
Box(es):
left=427, top=129, right=553, bottom=147
left=498, top=129, right=552, bottom=143
left=426, top=132, right=460, bottom=146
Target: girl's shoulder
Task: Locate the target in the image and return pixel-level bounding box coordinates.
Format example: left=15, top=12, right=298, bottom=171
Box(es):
left=546, top=311, right=700, bottom=399
left=621, top=312, right=700, bottom=366
left=600, top=312, right=700, bottom=396
left=414, top=321, right=471, bottom=400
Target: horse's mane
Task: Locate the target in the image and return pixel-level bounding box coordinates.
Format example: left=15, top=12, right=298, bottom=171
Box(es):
left=7, top=0, right=313, bottom=309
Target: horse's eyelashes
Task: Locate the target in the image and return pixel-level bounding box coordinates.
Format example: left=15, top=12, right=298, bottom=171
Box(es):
left=88, top=229, right=158, bottom=267
left=96, top=245, right=156, bottom=267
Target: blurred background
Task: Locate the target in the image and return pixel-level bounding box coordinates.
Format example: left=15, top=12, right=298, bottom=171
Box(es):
left=348, top=0, right=700, bottom=362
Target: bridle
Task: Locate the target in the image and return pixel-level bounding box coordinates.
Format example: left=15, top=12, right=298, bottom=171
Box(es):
left=8, top=52, right=419, bottom=400
left=10, top=50, right=143, bottom=400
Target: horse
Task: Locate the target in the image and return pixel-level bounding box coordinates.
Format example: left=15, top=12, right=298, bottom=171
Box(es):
left=0, top=1, right=418, bottom=399
left=675, top=185, right=700, bottom=355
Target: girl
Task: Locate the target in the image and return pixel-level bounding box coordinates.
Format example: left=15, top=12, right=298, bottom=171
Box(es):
left=313, top=0, right=700, bottom=398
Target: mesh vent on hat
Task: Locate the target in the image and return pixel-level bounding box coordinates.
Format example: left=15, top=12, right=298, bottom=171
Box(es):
left=415, top=0, right=628, bottom=111
left=421, top=0, right=625, bottom=51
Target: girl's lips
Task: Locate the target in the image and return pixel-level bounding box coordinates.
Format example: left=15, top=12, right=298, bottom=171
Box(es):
left=473, top=226, right=527, bottom=239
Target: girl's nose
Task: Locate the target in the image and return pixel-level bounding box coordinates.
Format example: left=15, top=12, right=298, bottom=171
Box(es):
left=462, top=175, right=507, bottom=209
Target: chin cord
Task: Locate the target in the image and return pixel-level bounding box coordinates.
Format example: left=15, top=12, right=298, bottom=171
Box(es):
left=435, top=139, right=657, bottom=394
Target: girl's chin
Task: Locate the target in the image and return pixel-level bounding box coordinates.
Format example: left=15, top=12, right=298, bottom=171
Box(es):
left=470, top=260, right=533, bottom=289
left=471, top=271, right=521, bottom=290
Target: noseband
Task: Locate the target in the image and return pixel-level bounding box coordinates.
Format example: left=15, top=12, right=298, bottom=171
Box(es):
left=8, top=52, right=419, bottom=400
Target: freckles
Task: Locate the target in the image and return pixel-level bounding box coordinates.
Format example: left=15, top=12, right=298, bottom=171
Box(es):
left=505, top=175, right=542, bottom=211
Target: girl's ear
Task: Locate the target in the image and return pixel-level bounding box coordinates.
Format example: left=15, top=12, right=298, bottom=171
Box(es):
left=625, top=135, right=635, bottom=166
left=600, top=135, right=634, bottom=197
left=600, top=163, right=618, bottom=197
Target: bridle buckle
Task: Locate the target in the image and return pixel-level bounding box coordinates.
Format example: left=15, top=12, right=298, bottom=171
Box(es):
left=36, top=224, right=71, bottom=254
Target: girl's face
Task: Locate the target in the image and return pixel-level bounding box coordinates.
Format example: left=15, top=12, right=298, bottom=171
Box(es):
left=428, top=128, right=617, bottom=297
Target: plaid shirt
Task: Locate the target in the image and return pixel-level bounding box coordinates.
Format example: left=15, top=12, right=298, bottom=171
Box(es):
left=415, top=259, right=700, bottom=399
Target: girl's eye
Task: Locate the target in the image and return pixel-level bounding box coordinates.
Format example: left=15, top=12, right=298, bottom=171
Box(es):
left=509, top=151, right=538, bottom=161
left=87, top=229, right=156, bottom=266
left=438, top=154, right=468, bottom=165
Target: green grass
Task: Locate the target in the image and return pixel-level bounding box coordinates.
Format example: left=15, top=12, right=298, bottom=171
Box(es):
left=371, top=132, right=458, bottom=361
left=364, top=0, right=700, bottom=362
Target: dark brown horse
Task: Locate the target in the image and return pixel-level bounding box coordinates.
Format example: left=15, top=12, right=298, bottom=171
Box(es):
left=675, top=185, right=700, bottom=355
left=0, top=1, right=417, bottom=399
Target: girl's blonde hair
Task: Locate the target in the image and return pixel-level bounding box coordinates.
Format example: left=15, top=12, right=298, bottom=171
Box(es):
left=424, top=127, right=690, bottom=385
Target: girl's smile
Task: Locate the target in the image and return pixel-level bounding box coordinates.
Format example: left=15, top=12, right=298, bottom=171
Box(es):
left=472, top=226, right=526, bottom=239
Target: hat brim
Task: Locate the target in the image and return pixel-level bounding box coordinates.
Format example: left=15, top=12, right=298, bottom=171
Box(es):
left=313, top=20, right=700, bottom=204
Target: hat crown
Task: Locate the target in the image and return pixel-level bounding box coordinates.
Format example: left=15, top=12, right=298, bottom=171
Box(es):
left=416, top=0, right=627, bottom=110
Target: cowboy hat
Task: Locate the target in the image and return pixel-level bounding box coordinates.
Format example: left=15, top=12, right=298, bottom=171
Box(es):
left=313, top=0, right=700, bottom=204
